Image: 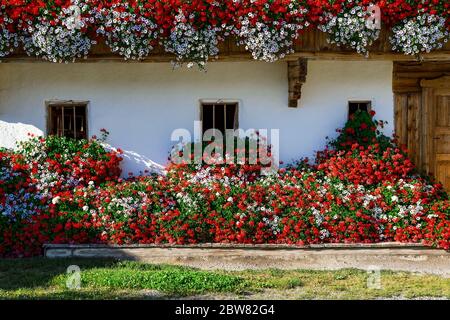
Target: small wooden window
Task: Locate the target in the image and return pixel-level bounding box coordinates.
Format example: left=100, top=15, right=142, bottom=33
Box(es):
left=47, top=103, right=88, bottom=140
left=348, top=101, right=372, bottom=118
left=201, top=102, right=238, bottom=135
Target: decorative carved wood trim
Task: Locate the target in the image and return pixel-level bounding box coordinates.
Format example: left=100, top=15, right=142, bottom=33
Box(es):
left=288, top=58, right=308, bottom=108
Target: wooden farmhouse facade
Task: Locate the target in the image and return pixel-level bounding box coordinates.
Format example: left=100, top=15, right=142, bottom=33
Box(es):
left=1, top=28, right=450, bottom=192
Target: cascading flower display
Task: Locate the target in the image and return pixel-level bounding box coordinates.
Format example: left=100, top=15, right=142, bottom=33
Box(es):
left=20, top=0, right=95, bottom=63
left=95, top=1, right=159, bottom=60
left=318, top=0, right=380, bottom=56
left=0, top=0, right=448, bottom=65
left=0, top=7, right=18, bottom=58
left=163, top=10, right=221, bottom=69
left=233, top=0, right=310, bottom=62
left=160, top=0, right=236, bottom=69
left=390, top=12, right=449, bottom=56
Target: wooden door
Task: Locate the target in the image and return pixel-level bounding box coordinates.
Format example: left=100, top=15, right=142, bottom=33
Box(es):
left=421, top=76, right=450, bottom=193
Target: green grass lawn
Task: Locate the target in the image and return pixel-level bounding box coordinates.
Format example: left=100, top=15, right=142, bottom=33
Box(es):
left=0, top=258, right=448, bottom=300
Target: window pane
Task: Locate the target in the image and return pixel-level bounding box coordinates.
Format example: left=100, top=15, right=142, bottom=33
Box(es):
left=63, top=106, right=75, bottom=138
left=359, top=103, right=369, bottom=112
left=203, top=104, right=214, bottom=134
left=348, top=101, right=370, bottom=118
left=215, top=104, right=225, bottom=135
left=49, top=104, right=87, bottom=140
left=50, top=106, right=62, bottom=136
left=348, top=102, right=360, bottom=116
left=75, top=106, right=87, bottom=139
left=202, top=102, right=238, bottom=135
left=226, top=104, right=237, bottom=130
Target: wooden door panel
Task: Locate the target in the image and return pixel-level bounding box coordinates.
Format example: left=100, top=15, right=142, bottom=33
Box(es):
left=435, top=95, right=449, bottom=127
left=435, top=136, right=450, bottom=154
left=432, top=91, right=450, bottom=192
left=436, top=155, right=450, bottom=192
left=421, top=77, right=450, bottom=193
left=434, top=96, right=450, bottom=155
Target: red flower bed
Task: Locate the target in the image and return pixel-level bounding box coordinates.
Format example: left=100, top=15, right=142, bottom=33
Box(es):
left=0, top=135, right=123, bottom=256
left=316, top=145, right=415, bottom=185
left=0, top=112, right=449, bottom=257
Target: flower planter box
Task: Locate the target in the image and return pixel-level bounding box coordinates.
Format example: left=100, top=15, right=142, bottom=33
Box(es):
left=44, top=243, right=450, bottom=276
left=5, top=30, right=450, bottom=63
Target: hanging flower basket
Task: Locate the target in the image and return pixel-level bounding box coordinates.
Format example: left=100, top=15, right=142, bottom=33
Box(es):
left=163, top=10, right=223, bottom=70
left=318, top=1, right=380, bottom=56
left=234, top=0, right=310, bottom=62
left=0, top=0, right=448, bottom=64
left=390, top=13, right=449, bottom=57
left=0, top=10, right=18, bottom=58
left=20, top=0, right=95, bottom=63
left=95, top=1, right=159, bottom=61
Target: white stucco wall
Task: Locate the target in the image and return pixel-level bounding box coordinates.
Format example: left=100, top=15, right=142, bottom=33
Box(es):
left=0, top=60, right=393, bottom=174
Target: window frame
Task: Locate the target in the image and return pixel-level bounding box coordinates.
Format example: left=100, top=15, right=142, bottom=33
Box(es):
left=46, top=100, right=89, bottom=139
left=348, top=100, right=372, bottom=119
left=199, top=99, right=240, bottom=135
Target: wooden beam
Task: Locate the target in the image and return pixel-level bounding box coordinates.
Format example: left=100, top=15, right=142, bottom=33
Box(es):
left=2, top=29, right=449, bottom=63
left=420, top=75, right=450, bottom=88
left=393, top=61, right=450, bottom=93
left=3, top=49, right=450, bottom=63
left=288, top=58, right=308, bottom=108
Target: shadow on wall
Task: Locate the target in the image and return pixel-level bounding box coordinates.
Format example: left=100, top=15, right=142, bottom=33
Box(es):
left=95, top=142, right=166, bottom=177
left=119, top=149, right=166, bottom=176
left=0, top=120, right=43, bottom=149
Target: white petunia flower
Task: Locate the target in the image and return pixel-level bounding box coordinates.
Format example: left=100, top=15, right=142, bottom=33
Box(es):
left=0, top=11, right=18, bottom=58
left=52, top=196, right=61, bottom=205
left=318, top=3, right=380, bottom=56
left=21, top=0, right=95, bottom=63
left=95, top=2, right=158, bottom=60
left=390, top=13, right=448, bottom=57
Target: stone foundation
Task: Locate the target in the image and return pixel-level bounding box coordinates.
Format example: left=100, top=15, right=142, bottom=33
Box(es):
left=44, top=243, right=450, bottom=276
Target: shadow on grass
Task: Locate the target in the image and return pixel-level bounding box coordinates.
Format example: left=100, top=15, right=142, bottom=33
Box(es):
left=0, top=257, right=118, bottom=291
left=1, top=288, right=170, bottom=300
left=0, top=258, right=246, bottom=299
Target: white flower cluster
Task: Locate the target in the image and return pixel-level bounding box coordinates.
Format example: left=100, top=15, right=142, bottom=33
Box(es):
left=0, top=161, right=46, bottom=221
left=398, top=202, right=424, bottom=218
left=390, top=13, right=449, bottom=56
left=311, top=207, right=324, bottom=226
left=234, top=6, right=309, bottom=62
left=16, top=139, right=81, bottom=198
left=103, top=193, right=148, bottom=218
left=96, top=3, right=158, bottom=60
left=164, top=11, right=221, bottom=69
left=262, top=214, right=280, bottom=235
left=319, top=228, right=330, bottom=240
left=176, top=191, right=203, bottom=215
left=187, top=166, right=244, bottom=188
left=0, top=13, right=18, bottom=58
left=21, top=1, right=95, bottom=63
left=319, top=3, right=380, bottom=56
